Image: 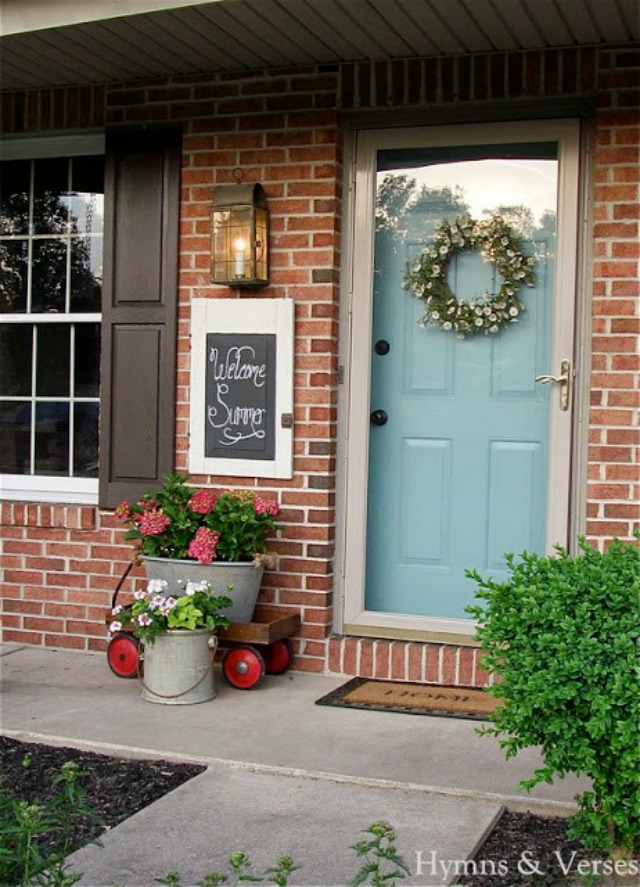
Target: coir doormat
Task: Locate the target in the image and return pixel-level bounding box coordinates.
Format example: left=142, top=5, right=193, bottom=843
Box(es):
left=316, top=677, right=499, bottom=721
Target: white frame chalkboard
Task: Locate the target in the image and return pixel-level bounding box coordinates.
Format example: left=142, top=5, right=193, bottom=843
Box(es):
left=189, top=298, right=294, bottom=479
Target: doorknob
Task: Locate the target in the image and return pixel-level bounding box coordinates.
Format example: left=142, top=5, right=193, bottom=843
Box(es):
left=535, top=359, right=572, bottom=411
left=370, top=409, right=388, bottom=426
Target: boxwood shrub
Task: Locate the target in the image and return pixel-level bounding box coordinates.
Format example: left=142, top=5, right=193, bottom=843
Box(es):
left=467, top=537, right=639, bottom=856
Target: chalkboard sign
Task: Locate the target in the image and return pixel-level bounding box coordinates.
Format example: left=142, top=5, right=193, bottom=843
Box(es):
left=189, top=298, right=293, bottom=479
left=205, top=333, right=276, bottom=460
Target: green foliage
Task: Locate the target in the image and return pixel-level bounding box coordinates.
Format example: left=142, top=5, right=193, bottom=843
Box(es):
left=154, top=823, right=409, bottom=887
left=466, top=537, right=640, bottom=855
left=155, top=852, right=299, bottom=886
left=111, top=579, right=232, bottom=646
left=0, top=760, right=97, bottom=886
left=350, top=821, right=410, bottom=886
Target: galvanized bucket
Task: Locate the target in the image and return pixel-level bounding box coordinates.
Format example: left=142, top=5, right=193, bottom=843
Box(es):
left=140, top=629, right=217, bottom=705
left=141, top=556, right=264, bottom=623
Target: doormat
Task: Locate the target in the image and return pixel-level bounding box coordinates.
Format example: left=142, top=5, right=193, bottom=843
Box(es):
left=315, top=677, right=499, bottom=721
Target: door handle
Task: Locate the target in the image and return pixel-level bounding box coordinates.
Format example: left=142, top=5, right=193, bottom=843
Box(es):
left=535, top=359, right=572, bottom=411
left=370, top=409, right=388, bottom=426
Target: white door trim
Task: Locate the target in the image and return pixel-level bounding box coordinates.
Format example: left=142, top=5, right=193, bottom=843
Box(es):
left=339, top=119, right=581, bottom=635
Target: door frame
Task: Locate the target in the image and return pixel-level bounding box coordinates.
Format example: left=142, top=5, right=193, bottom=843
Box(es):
left=338, top=118, right=582, bottom=640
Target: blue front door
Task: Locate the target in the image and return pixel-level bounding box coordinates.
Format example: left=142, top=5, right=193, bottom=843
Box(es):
left=364, top=140, right=562, bottom=621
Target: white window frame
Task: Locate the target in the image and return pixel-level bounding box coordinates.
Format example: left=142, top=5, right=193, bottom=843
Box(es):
left=0, top=133, right=104, bottom=504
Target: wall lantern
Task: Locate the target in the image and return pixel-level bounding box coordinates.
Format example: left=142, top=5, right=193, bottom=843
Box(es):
left=211, top=182, right=269, bottom=288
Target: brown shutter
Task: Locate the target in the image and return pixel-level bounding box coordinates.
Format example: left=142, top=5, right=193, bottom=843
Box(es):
left=99, top=129, right=181, bottom=509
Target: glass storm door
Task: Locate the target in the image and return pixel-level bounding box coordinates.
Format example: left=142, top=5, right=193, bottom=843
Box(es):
left=344, top=122, right=579, bottom=634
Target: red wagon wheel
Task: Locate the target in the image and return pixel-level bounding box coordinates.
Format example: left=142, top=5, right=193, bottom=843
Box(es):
left=223, top=645, right=265, bottom=690
left=263, top=638, right=293, bottom=675
left=107, top=633, right=141, bottom=679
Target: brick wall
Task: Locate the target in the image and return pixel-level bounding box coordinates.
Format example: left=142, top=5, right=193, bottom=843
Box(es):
left=588, top=48, right=640, bottom=544
left=1, top=46, right=638, bottom=680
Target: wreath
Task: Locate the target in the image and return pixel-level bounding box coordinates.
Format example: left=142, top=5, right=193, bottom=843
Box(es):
left=403, top=214, right=536, bottom=338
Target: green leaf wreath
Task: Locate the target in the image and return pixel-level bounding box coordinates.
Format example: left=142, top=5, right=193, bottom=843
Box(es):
left=403, top=213, right=536, bottom=338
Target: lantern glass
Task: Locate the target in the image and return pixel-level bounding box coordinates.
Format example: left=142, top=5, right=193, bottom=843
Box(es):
left=211, top=184, right=269, bottom=287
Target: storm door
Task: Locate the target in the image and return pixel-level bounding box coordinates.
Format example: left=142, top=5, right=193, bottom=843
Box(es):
left=343, top=121, right=580, bottom=636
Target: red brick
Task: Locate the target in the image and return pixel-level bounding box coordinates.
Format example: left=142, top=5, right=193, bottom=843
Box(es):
left=458, top=647, right=475, bottom=685
left=603, top=503, right=640, bottom=518
left=408, top=644, right=423, bottom=682
left=373, top=641, right=390, bottom=679
left=607, top=428, right=640, bottom=445
left=587, top=520, right=633, bottom=535
left=343, top=638, right=357, bottom=675
left=3, top=539, right=42, bottom=556
left=3, top=600, right=42, bottom=615
left=391, top=642, right=406, bottom=680
left=2, top=630, right=43, bottom=645
left=441, top=646, right=457, bottom=684
left=24, top=616, right=64, bottom=633
left=358, top=638, right=373, bottom=678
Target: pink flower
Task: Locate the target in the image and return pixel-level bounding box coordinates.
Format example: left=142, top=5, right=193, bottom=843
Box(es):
left=187, top=527, right=221, bottom=564
left=137, top=613, right=152, bottom=626
left=109, top=621, right=123, bottom=633
left=254, top=497, right=279, bottom=517
left=115, top=500, right=131, bottom=520
left=189, top=489, right=218, bottom=514
left=138, top=509, right=171, bottom=536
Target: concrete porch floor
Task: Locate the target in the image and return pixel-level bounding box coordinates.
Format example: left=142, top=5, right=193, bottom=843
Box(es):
left=0, top=644, right=586, bottom=886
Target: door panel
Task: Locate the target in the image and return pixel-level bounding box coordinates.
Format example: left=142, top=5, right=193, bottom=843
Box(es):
left=364, top=139, right=561, bottom=621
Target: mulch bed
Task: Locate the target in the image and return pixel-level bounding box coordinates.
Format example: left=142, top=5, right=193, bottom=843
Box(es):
left=458, top=809, right=605, bottom=886
left=1, top=735, right=607, bottom=885
left=0, top=735, right=205, bottom=857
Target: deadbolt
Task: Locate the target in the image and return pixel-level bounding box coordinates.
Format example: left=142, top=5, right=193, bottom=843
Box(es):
left=370, top=409, right=388, bottom=426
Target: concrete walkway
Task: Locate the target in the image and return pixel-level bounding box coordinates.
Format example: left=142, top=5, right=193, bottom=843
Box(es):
left=0, top=644, right=586, bottom=886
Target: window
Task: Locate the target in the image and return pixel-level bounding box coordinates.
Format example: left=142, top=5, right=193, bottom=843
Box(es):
left=0, top=136, right=104, bottom=503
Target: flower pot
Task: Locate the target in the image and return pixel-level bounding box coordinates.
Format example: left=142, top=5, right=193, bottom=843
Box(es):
left=141, top=629, right=217, bottom=705
left=141, top=556, right=264, bottom=623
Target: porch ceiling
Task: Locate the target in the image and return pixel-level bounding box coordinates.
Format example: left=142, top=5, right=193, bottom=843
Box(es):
left=1, top=0, right=639, bottom=92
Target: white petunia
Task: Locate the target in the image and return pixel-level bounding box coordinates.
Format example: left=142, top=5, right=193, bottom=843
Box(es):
left=111, top=605, right=123, bottom=615
left=147, top=579, right=167, bottom=594
left=431, top=311, right=440, bottom=320
left=509, top=306, right=519, bottom=317
left=475, top=318, right=484, bottom=326
left=109, top=621, right=123, bottom=633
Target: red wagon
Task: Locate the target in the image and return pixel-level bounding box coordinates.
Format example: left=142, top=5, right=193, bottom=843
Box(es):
left=106, top=562, right=300, bottom=690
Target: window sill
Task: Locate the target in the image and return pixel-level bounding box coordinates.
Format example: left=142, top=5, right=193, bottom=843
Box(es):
left=0, top=475, right=98, bottom=505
